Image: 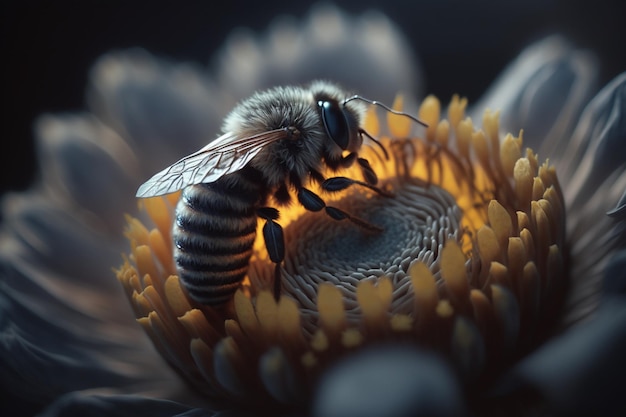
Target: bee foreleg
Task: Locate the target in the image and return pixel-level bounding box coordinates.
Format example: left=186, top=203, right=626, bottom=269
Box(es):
left=325, top=206, right=383, bottom=233
left=297, top=187, right=383, bottom=232
left=356, top=157, right=378, bottom=185
left=258, top=207, right=285, bottom=301
left=322, top=177, right=394, bottom=198
left=329, top=152, right=380, bottom=186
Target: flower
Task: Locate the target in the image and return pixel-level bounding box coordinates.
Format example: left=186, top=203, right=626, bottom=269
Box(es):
left=2, top=4, right=625, bottom=417
left=117, top=92, right=568, bottom=411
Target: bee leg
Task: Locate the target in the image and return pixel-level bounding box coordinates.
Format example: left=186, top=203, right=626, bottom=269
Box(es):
left=337, top=152, right=378, bottom=186
left=322, top=176, right=394, bottom=198
left=356, top=157, right=378, bottom=185
left=339, top=151, right=358, bottom=168
left=297, top=187, right=383, bottom=232
left=258, top=207, right=285, bottom=301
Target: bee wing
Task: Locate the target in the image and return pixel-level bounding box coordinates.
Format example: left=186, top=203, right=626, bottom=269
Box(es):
left=136, top=129, right=287, bottom=197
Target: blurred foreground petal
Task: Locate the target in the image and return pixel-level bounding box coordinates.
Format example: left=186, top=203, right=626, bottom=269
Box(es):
left=313, top=346, right=465, bottom=417
left=37, top=393, right=206, bottom=417
left=495, top=299, right=626, bottom=416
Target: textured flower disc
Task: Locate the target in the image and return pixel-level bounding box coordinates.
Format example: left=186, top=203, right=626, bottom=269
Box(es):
left=116, top=94, right=567, bottom=410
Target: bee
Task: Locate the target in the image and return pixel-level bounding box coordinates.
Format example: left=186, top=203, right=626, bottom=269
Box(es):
left=136, top=81, right=426, bottom=305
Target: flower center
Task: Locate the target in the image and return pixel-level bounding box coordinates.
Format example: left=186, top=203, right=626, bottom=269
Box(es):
left=271, top=178, right=463, bottom=333
left=290, top=180, right=461, bottom=267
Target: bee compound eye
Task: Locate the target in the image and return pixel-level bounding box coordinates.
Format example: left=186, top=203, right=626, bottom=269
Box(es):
left=318, top=100, right=349, bottom=150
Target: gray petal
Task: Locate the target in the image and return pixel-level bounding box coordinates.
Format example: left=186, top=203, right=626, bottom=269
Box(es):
left=87, top=49, right=225, bottom=177
left=494, top=299, right=626, bottom=416
left=602, top=249, right=626, bottom=296
left=607, top=188, right=626, bottom=220
left=561, top=73, right=626, bottom=211
left=34, top=114, right=139, bottom=231
left=555, top=74, right=626, bottom=326
left=0, top=196, right=181, bottom=411
left=0, top=277, right=174, bottom=415
left=214, top=4, right=423, bottom=104
left=1, top=190, right=123, bottom=281
left=471, top=36, right=598, bottom=155
left=36, top=393, right=207, bottom=417
left=607, top=189, right=626, bottom=249
left=313, top=345, right=466, bottom=417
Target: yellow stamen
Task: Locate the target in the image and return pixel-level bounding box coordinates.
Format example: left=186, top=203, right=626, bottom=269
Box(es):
left=440, top=241, right=470, bottom=305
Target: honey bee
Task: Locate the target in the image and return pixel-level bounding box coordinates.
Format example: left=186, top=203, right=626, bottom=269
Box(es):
left=136, top=81, right=426, bottom=305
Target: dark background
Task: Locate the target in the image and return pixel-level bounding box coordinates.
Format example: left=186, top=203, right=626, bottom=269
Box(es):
left=2, top=0, right=624, bottom=198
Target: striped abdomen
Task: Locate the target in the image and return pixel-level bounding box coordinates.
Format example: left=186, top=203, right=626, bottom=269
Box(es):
left=173, top=170, right=264, bottom=305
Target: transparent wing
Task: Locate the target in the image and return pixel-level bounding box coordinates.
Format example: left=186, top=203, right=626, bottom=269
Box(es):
left=136, top=129, right=287, bottom=197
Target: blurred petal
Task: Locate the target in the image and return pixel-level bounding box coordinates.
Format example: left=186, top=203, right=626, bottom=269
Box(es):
left=556, top=74, right=626, bottom=324
left=608, top=190, right=626, bottom=248
left=34, top=114, right=139, bottom=232
left=215, top=4, right=422, bottom=103
left=608, top=188, right=626, bottom=220
left=313, top=346, right=466, bottom=417
left=603, top=249, right=626, bottom=296
left=0, top=193, right=182, bottom=410
left=37, top=393, right=207, bottom=417
left=561, top=73, right=626, bottom=211
left=471, top=36, right=598, bottom=155
left=1, top=192, right=122, bottom=287
left=0, top=268, right=166, bottom=410
left=87, top=49, right=224, bottom=176
left=495, top=300, right=626, bottom=416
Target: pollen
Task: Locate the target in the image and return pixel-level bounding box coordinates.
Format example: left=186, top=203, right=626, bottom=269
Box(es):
left=116, top=94, right=567, bottom=411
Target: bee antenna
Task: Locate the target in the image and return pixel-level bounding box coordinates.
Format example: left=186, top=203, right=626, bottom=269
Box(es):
left=344, top=95, right=429, bottom=128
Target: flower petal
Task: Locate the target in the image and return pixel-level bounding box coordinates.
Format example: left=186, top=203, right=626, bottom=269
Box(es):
left=34, top=114, right=139, bottom=231
left=312, top=346, right=465, bottom=417
left=602, top=249, right=626, bottom=296
left=556, top=74, right=626, bottom=325
left=215, top=4, right=422, bottom=103
left=86, top=49, right=224, bottom=177
left=561, top=73, right=626, bottom=210
left=494, top=300, right=626, bottom=416
left=1, top=192, right=122, bottom=283
left=0, top=196, right=182, bottom=411
left=0, top=276, right=175, bottom=414
left=607, top=189, right=626, bottom=221
left=36, top=392, right=207, bottom=417
left=471, top=36, right=598, bottom=155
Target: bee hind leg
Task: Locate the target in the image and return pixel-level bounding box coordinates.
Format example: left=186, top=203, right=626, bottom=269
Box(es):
left=258, top=207, right=285, bottom=301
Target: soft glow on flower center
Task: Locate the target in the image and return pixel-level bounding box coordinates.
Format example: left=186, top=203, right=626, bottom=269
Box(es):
left=116, top=94, right=567, bottom=410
